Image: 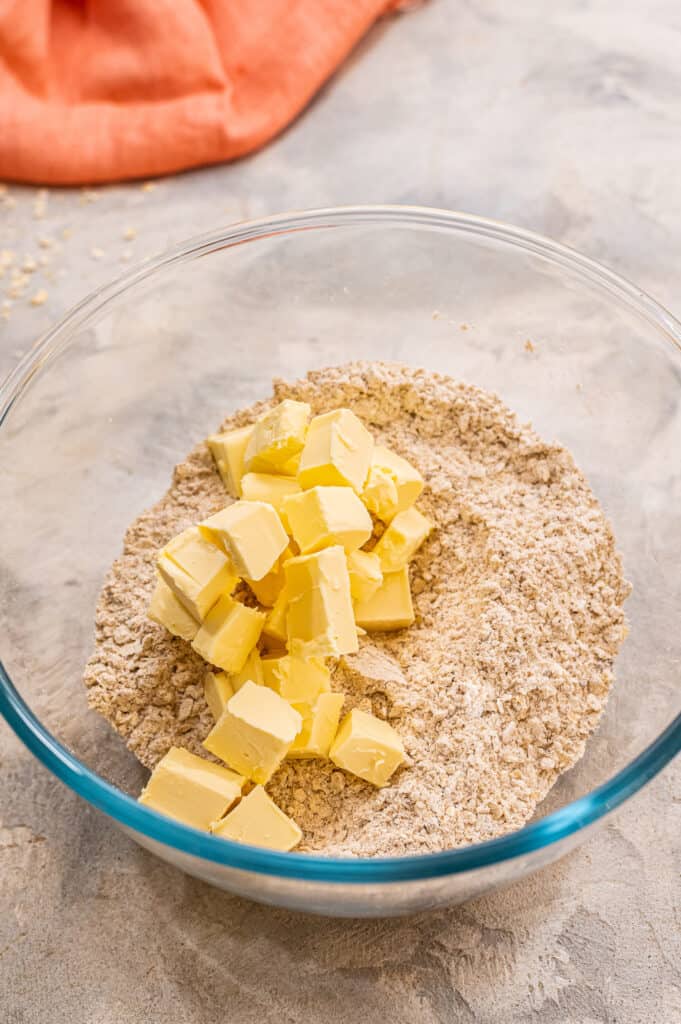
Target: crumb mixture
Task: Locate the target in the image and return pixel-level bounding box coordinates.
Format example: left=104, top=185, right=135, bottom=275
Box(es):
left=84, top=362, right=630, bottom=856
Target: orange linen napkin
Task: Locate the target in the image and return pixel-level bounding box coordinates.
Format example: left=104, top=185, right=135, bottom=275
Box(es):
left=0, top=0, right=403, bottom=185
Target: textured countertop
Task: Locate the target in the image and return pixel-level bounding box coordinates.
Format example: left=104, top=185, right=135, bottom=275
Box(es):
left=1, top=2, right=680, bottom=1021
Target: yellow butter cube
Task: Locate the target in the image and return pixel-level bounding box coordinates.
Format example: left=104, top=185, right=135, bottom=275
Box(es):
left=281, top=452, right=301, bottom=476
left=297, top=408, right=374, bottom=493
left=229, top=647, right=264, bottom=692
left=192, top=595, right=265, bottom=673
left=288, top=693, right=345, bottom=759
left=354, top=566, right=414, bottom=631
left=203, top=680, right=302, bottom=784
left=285, top=546, right=358, bottom=658
left=157, top=526, right=237, bottom=621
left=373, top=506, right=432, bottom=573
left=211, top=785, right=302, bottom=851
left=240, top=472, right=302, bottom=532
left=283, top=485, right=372, bottom=555
left=330, top=708, right=405, bottom=787
left=366, top=445, right=424, bottom=520
left=244, top=399, right=311, bottom=474
left=262, top=586, right=289, bottom=646
left=346, top=549, right=383, bottom=605
left=207, top=425, right=253, bottom=498
left=245, top=544, right=294, bottom=607
left=246, top=563, right=284, bottom=608
left=204, top=670, right=234, bottom=720
left=362, top=464, right=400, bottom=523
left=200, top=500, right=288, bottom=581
left=262, top=654, right=330, bottom=703
left=148, top=577, right=199, bottom=641
left=139, top=746, right=245, bottom=829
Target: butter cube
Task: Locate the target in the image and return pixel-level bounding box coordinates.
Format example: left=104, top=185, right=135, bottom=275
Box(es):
left=157, top=526, right=237, bottom=621
left=200, top=500, right=288, bottom=581
left=229, top=647, right=264, bottom=692
left=211, top=785, right=302, bottom=851
left=283, top=485, right=372, bottom=555
left=262, top=654, right=330, bottom=703
left=354, top=566, right=414, bottom=631
left=203, top=680, right=302, bottom=784
left=288, top=693, right=345, bottom=759
left=346, top=549, right=383, bottom=604
left=285, top=546, right=358, bottom=658
left=245, top=544, right=294, bottom=607
left=139, top=746, right=245, bottom=829
left=262, top=586, right=289, bottom=646
left=362, top=464, right=400, bottom=523
left=366, top=445, right=424, bottom=520
left=148, top=577, right=199, bottom=641
left=192, top=595, right=265, bottom=673
left=204, top=670, right=234, bottom=719
left=297, top=408, right=374, bottom=493
left=244, top=399, right=311, bottom=474
left=281, top=452, right=301, bottom=476
left=330, top=709, right=405, bottom=787
left=240, top=472, right=301, bottom=532
left=207, top=425, right=253, bottom=498
left=373, top=506, right=432, bottom=573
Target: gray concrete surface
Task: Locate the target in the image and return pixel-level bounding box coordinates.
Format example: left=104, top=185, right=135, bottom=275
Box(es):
left=1, top=1, right=680, bottom=1020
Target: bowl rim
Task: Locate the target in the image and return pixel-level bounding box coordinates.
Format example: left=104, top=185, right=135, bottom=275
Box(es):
left=1, top=204, right=680, bottom=884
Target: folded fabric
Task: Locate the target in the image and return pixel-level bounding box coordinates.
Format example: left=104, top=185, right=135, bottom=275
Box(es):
left=0, top=0, right=403, bottom=185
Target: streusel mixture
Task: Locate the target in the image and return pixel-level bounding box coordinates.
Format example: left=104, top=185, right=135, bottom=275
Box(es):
left=84, top=362, right=630, bottom=855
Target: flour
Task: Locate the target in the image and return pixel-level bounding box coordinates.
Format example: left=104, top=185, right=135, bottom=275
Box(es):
left=84, top=362, right=630, bottom=856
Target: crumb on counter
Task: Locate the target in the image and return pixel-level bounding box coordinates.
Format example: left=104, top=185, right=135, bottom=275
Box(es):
left=33, top=189, right=48, bottom=219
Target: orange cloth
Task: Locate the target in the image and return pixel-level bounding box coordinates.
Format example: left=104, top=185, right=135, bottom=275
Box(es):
left=0, top=0, right=400, bottom=185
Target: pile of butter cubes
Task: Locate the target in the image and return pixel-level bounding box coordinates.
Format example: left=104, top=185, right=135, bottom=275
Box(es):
left=140, top=400, right=432, bottom=850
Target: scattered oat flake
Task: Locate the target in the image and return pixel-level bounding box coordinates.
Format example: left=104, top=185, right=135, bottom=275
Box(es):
left=80, top=189, right=99, bottom=205
left=38, top=236, right=53, bottom=249
left=7, top=272, right=30, bottom=297
left=524, top=339, right=535, bottom=353
left=460, top=323, right=469, bottom=331
left=33, top=189, right=49, bottom=218
left=30, top=289, right=48, bottom=306
left=432, top=310, right=441, bottom=320
left=141, top=182, right=157, bottom=192
left=90, top=247, right=105, bottom=261
left=120, top=249, right=133, bottom=263
left=122, top=227, right=137, bottom=241
left=22, top=257, right=38, bottom=273
left=0, top=252, right=14, bottom=279
left=62, top=227, right=72, bottom=240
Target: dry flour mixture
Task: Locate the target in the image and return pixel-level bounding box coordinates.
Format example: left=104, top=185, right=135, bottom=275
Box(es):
left=84, top=362, right=630, bottom=855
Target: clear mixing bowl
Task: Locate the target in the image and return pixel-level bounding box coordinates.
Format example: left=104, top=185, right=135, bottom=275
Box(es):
left=1, top=206, right=679, bottom=917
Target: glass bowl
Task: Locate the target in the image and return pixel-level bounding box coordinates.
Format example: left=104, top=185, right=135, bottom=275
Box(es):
left=1, top=206, right=679, bottom=918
